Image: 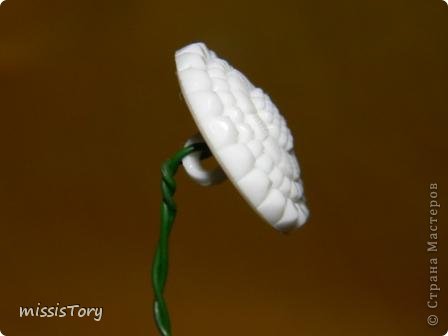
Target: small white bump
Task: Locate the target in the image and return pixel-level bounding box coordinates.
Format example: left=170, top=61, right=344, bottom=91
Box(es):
left=179, top=68, right=212, bottom=93
left=278, top=128, right=288, bottom=148
left=258, top=189, right=287, bottom=224
left=175, top=52, right=206, bottom=71
left=187, top=91, right=223, bottom=120
left=286, top=133, right=294, bottom=151
left=205, top=116, right=238, bottom=150
left=208, top=67, right=226, bottom=79
left=251, top=96, right=266, bottom=110
left=236, top=123, right=254, bottom=143
left=216, top=91, right=236, bottom=106
left=259, top=110, right=274, bottom=124
left=275, top=200, right=299, bottom=232
left=176, top=42, right=207, bottom=56
left=278, top=177, right=291, bottom=196
left=238, top=169, right=272, bottom=207
left=250, top=88, right=264, bottom=98
left=218, top=144, right=255, bottom=180
left=268, top=167, right=283, bottom=188
left=245, top=114, right=269, bottom=141
left=268, top=122, right=281, bottom=139
left=212, top=77, right=230, bottom=91
left=296, top=202, right=309, bottom=226
left=255, top=154, right=274, bottom=174
left=247, top=140, right=263, bottom=157
left=233, top=90, right=256, bottom=115
left=228, top=72, right=251, bottom=92
left=223, top=106, right=244, bottom=123
left=264, top=138, right=281, bottom=164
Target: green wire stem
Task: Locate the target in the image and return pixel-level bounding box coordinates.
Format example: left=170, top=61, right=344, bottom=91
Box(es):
left=152, top=142, right=211, bottom=336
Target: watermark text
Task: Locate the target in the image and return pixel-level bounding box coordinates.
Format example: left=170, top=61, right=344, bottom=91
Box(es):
left=19, top=303, right=103, bottom=322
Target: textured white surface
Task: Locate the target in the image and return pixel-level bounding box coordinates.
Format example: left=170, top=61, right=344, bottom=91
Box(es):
left=176, top=42, right=309, bottom=232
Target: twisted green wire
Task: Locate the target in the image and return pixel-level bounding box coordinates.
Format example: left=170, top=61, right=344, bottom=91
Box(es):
left=152, top=142, right=210, bottom=336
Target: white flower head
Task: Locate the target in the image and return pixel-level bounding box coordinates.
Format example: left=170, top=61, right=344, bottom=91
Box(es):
left=176, top=42, right=309, bottom=232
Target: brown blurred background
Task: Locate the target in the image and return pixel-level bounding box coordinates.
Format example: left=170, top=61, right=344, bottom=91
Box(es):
left=0, top=0, right=447, bottom=335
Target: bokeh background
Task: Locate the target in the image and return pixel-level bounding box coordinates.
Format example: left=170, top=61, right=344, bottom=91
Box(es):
left=0, top=0, right=447, bottom=335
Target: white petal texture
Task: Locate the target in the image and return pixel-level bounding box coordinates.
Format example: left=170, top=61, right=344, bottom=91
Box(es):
left=176, top=42, right=309, bottom=232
